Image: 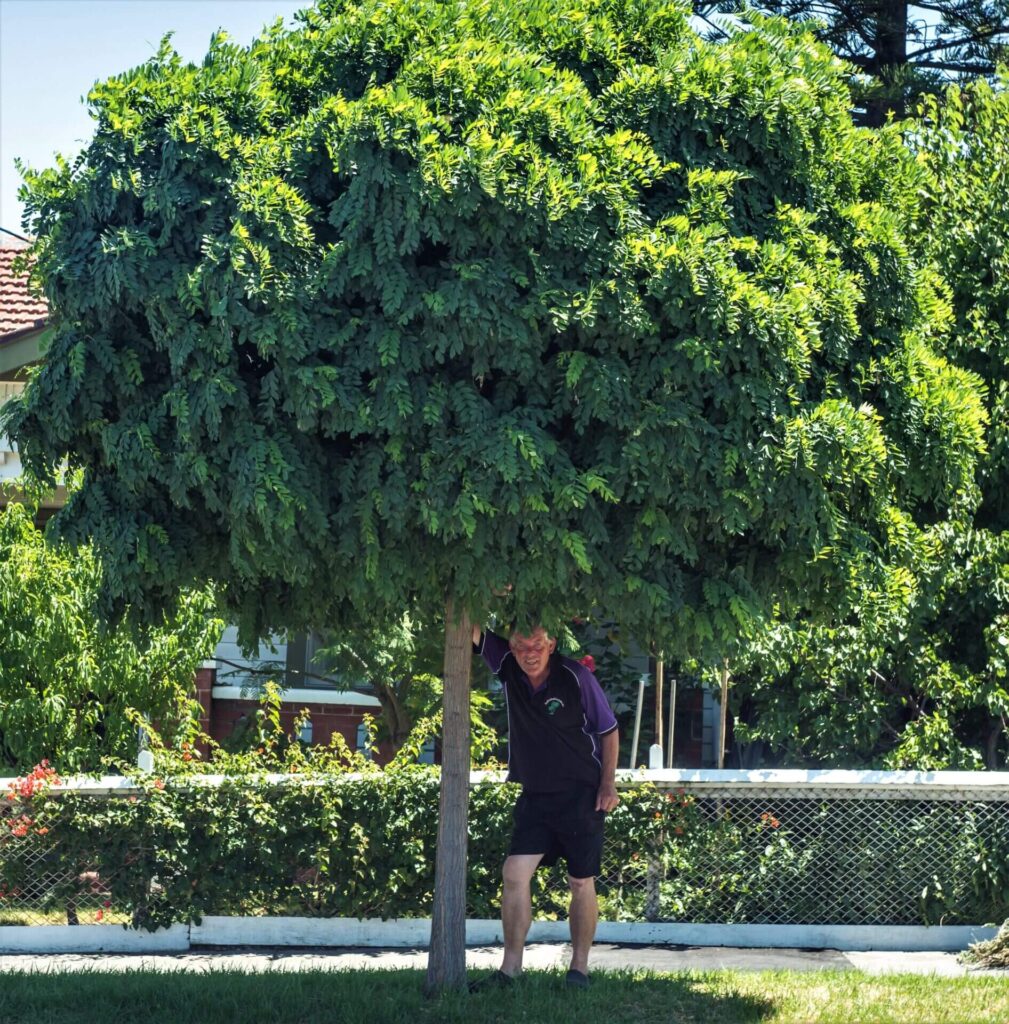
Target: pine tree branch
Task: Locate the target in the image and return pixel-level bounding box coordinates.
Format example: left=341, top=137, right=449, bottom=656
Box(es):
left=907, top=30, right=1009, bottom=62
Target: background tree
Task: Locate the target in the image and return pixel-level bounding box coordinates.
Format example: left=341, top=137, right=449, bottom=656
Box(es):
left=721, top=77, right=1009, bottom=771
left=316, top=611, right=498, bottom=759
left=728, top=524, right=1009, bottom=768
left=8, top=0, right=985, bottom=989
left=0, top=502, right=221, bottom=774
left=695, top=0, right=1009, bottom=124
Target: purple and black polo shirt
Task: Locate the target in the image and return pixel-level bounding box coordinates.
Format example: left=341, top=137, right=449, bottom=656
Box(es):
left=476, top=631, right=618, bottom=794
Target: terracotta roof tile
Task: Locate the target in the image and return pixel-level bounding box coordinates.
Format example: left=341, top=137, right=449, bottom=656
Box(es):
left=0, top=247, right=49, bottom=338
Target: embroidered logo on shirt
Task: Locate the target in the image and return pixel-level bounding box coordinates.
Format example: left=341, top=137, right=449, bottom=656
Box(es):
left=544, top=697, right=565, bottom=716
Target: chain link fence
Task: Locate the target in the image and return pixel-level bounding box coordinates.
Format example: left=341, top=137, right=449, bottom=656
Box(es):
left=565, top=773, right=1009, bottom=926
left=2, top=770, right=1008, bottom=928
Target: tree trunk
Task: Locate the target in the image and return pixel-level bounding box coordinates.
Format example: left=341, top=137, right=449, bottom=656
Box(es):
left=424, top=598, right=472, bottom=996
left=986, top=717, right=1005, bottom=770
left=866, top=0, right=909, bottom=126
left=376, top=683, right=413, bottom=752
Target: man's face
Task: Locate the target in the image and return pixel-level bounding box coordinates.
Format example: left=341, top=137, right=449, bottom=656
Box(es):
left=509, top=627, right=556, bottom=677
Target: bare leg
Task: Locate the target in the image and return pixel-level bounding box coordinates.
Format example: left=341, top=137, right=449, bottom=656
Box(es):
left=567, top=874, right=598, bottom=975
left=500, top=853, right=543, bottom=976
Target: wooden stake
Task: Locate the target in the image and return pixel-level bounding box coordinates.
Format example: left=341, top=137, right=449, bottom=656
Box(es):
left=717, top=657, right=730, bottom=770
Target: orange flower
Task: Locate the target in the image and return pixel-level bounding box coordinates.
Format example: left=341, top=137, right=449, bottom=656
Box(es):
left=95, top=910, right=104, bottom=921
left=154, top=779, right=165, bottom=791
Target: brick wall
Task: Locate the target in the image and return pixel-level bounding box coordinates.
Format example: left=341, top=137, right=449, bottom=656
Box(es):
left=196, top=664, right=384, bottom=759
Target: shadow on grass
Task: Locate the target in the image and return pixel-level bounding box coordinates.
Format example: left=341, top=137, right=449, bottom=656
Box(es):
left=0, top=966, right=775, bottom=1024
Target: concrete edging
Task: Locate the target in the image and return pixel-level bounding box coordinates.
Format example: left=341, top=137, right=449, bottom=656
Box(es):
left=2, top=917, right=993, bottom=954
left=0, top=923, right=189, bottom=953
left=191, top=917, right=997, bottom=953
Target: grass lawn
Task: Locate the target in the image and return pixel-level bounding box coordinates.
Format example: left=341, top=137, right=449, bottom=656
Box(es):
left=0, top=967, right=1005, bottom=1023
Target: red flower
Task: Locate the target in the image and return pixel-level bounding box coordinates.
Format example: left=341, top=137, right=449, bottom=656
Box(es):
left=95, top=910, right=103, bottom=921
left=579, top=654, right=596, bottom=672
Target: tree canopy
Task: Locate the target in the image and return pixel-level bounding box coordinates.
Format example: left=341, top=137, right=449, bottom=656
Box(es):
left=10, top=0, right=985, bottom=661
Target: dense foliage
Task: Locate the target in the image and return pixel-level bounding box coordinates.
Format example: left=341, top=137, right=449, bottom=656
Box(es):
left=727, top=525, right=1009, bottom=768
left=8, top=0, right=985, bottom=663
left=0, top=503, right=221, bottom=774
left=721, top=78, right=1009, bottom=771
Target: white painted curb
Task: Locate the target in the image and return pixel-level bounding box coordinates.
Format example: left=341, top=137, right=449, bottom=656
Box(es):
left=191, top=917, right=998, bottom=953
left=0, top=918, right=997, bottom=954
left=0, top=923, right=189, bottom=954
left=191, top=917, right=433, bottom=948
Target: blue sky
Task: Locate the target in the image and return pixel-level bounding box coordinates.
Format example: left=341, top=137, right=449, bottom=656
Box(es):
left=0, top=0, right=308, bottom=233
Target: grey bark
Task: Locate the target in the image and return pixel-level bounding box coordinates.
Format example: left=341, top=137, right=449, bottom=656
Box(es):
left=423, top=599, right=472, bottom=995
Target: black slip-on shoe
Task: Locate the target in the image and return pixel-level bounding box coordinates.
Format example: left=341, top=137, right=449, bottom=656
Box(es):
left=565, top=969, right=590, bottom=989
left=468, top=969, right=516, bottom=993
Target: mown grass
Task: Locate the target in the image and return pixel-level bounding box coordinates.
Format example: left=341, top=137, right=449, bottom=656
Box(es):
left=0, top=967, right=1005, bottom=1024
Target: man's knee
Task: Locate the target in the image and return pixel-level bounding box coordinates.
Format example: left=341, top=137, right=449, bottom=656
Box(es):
left=503, top=854, right=541, bottom=888
left=568, top=874, right=596, bottom=896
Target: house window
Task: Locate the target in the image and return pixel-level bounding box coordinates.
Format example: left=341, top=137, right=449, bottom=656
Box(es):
left=285, top=631, right=372, bottom=692
left=298, top=720, right=313, bottom=744
left=356, top=722, right=374, bottom=760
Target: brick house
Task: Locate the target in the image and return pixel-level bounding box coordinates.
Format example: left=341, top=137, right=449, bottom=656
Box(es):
left=0, top=230, right=382, bottom=754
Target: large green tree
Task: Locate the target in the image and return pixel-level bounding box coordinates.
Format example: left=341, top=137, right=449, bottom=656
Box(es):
left=0, top=502, right=221, bottom=774
left=9, top=0, right=985, bottom=989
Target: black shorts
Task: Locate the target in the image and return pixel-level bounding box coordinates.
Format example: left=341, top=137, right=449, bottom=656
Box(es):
left=508, top=784, right=606, bottom=879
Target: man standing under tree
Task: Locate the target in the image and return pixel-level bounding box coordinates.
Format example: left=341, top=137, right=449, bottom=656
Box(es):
left=470, top=624, right=620, bottom=990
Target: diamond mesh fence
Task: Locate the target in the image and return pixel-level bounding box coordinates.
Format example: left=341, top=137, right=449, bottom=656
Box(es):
left=536, top=785, right=1009, bottom=926
left=0, top=828, right=128, bottom=927
left=2, top=772, right=1008, bottom=928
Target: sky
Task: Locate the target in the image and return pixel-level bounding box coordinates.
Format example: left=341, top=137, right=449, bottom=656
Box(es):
left=0, top=0, right=308, bottom=234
